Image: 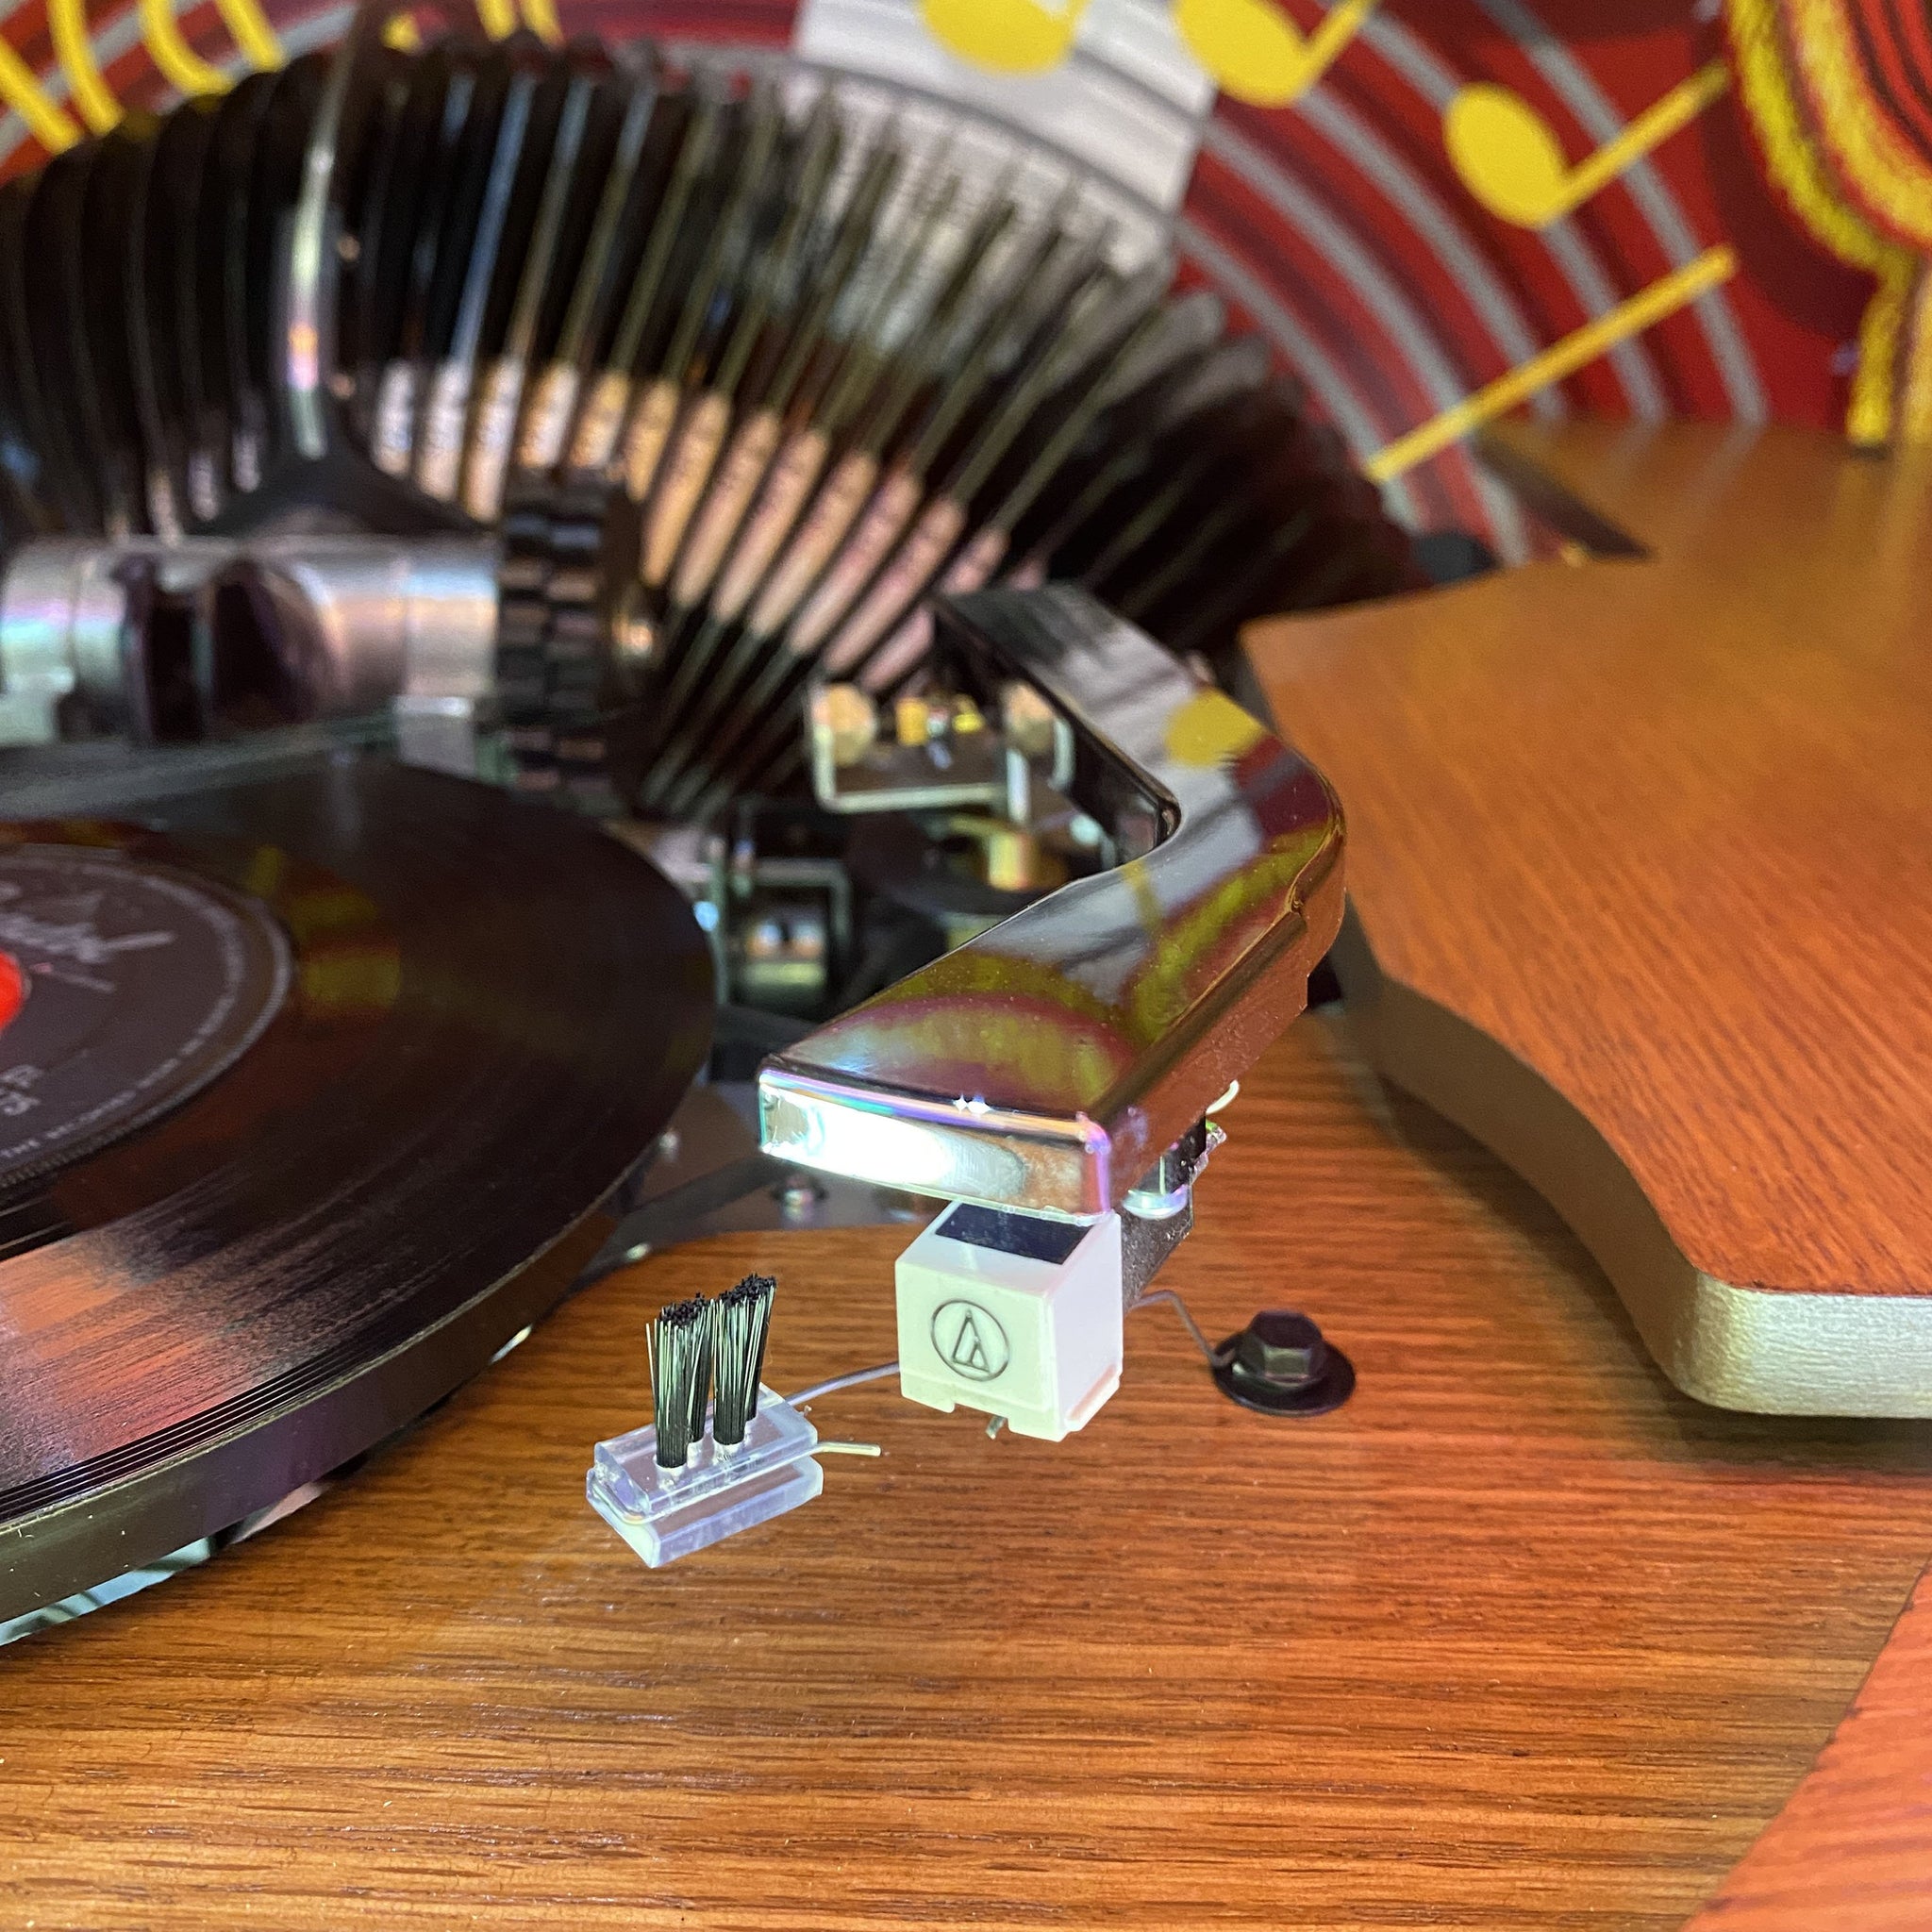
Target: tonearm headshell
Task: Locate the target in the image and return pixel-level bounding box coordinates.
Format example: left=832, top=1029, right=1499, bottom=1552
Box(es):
left=758, top=583, right=1342, bottom=1438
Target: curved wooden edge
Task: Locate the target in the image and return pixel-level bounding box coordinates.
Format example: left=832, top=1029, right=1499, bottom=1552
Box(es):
left=1685, top=1562, right=1932, bottom=1930
left=1334, top=912, right=1932, bottom=1415
left=1248, top=420, right=1932, bottom=1411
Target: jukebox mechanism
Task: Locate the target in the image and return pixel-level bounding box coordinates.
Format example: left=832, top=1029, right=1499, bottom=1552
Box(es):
left=0, top=8, right=1389, bottom=1454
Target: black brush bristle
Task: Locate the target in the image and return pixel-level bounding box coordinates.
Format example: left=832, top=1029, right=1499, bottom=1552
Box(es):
left=688, top=1291, right=715, bottom=1443
left=711, top=1273, right=776, bottom=1446
left=648, top=1295, right=710, bottom=1469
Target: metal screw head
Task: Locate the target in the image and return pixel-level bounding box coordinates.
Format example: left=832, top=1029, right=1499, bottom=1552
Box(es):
left=1237, top=1310, right=1326, bottom=1385
left=1215, top=1309, right=1355, bottom=1417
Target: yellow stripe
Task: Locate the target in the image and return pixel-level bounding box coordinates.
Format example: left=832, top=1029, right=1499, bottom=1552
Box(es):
left=475, top=0, right=518, bottom=38
left=384, top=12, right=423, bottom=49
left=1787, top=0, right=1932, bottom=252
left=1784, top=0, right=1932, bottom=444
left=1849, top=264, right=1916, bottom=446
left=48, top=0, right=120, bottom=132
left=1902, top=267, right=1932, bottom=441
left=1366, top=245, right=1738, bottom=483
left=0, top=39, right=78, bottom=150
left=521, top=0, right=562, bottom=42
left=1724, top=0, right=1912, bottom=445
left=212, top=0, right=283, bottom=71
left=1544, top=60, right=1730, bottom=222
left=1286, top=0, right=1376, bottom=99
left=141, top=0, right=230, bottom=96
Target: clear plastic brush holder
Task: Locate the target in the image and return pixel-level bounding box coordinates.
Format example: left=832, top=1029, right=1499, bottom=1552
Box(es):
left=586, top=1388, right=823, bottom=1568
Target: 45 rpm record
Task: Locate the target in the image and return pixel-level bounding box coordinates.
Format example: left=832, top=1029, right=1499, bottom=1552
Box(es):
left=0, top=844, right=291, bottom=1191
left=0, top=757, right=712, bottom=1622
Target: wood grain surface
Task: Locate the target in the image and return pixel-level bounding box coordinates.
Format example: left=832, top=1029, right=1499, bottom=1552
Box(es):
left=4, top=1014, right=1930, bottom=1929
left=1245, top=422, right=1932, bottom=1318
left=1685, top=1564, right=1932, bottom=1930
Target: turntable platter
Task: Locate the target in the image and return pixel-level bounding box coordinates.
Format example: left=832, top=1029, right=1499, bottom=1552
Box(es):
left=0, top=757, right=711, bottom=1621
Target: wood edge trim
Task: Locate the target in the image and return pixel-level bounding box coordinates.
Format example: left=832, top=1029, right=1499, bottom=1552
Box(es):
left=1332, top=911, right=1932, bottom=1418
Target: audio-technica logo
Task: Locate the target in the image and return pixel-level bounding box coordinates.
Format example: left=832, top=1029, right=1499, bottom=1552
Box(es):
left=930, top=1300, right=1010, bottom=1382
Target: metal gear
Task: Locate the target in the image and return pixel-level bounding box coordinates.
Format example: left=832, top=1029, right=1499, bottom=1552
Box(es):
left=493, top=479, right=643, bottom=815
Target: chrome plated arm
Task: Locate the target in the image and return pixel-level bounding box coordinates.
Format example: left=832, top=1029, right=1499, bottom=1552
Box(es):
left=757, top=584, right=1345, bottom=1218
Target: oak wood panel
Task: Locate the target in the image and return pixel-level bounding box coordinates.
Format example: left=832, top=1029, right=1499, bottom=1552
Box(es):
left=1246, top=422, right=1932, bottom=1309
left=4, top=1016, right=1931, bottom=1928
left=1686, top=1565, right=1932, bottom=1930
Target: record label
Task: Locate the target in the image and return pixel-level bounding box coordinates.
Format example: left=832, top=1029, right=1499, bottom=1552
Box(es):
left=0, top=846, right=291, bottom=1187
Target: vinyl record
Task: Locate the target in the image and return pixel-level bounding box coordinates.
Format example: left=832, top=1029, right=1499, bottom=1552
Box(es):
left=132, top=95, right=218, bottom=536
left=238, top=53, right=326, bottom=484
left=21, top=145, right=106, bottom=533
left=0, top=177, right=48, bottom=542
left=202, top=69, right=281, bottom=504
left=572, top=73, right=683, bottom=388
left=0, top=757, right=712, bottom=1621
left=349, top=42, right=459, bottom=446
left=0, top=31, right=1422, bottom=818
left=373, top=41, right=491, bottom=477
left=413, top=37, right=559, bottom=503
left=317, top=40, right=410, bottom=399
left=82, top=116, right=161, bottom=539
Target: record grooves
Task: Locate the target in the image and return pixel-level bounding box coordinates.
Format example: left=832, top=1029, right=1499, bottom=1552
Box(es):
left=0, top=759, right=711, bottom=1620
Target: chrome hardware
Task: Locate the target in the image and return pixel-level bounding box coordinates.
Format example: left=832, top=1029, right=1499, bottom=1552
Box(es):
left=808, top=680, right=1076, bottom=817
left=0, top=534, right=499, bottom=763
left=757, top=583, right=1345, bottom=1221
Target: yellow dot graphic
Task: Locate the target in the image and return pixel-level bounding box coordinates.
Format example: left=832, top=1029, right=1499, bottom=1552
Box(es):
left=920, top=0, right=1091, bottom=75
left=1443, top=83, right=1573, bottom=227
left=1177, top=0, right=1301, bottom=104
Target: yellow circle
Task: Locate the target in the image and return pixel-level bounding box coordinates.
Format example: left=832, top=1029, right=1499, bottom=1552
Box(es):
left=920, top=0, right=1089, bottom=75
left=1173, top=0, right=1311, bottom=108
left=1441, top=83, right=1572, bottom=227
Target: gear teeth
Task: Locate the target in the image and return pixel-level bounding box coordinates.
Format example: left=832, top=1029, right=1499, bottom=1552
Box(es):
left=491, top=480, right=642, bottom=813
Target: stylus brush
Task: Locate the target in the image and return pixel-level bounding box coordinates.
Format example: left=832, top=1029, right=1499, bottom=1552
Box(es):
left=590, top=1270, right=823, bottom=1567
left=647, top=1294, right=711, bottom=1468
left=711, top=1272, right=776, bottom=1447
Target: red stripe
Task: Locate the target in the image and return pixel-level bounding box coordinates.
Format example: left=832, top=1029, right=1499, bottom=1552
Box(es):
left=1860, top=0, right=1932, bottom=168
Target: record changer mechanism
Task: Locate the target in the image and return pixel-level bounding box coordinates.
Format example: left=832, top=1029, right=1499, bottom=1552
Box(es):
left=0, top=7, right=1371, bottom=1592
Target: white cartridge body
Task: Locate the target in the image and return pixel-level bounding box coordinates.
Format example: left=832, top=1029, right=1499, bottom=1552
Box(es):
left=895, top=1206, right=1124, bottom=1441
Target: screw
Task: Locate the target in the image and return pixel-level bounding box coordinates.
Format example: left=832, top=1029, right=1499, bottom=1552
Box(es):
left=1214, top=1308, right=1355, bottom=1417
left=1236, top=1310, right=1327, bottom=1387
